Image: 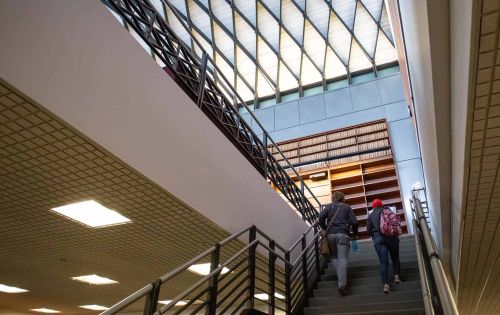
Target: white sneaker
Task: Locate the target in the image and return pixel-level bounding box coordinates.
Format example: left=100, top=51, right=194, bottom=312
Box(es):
left=383, top=284, right=390, bottom=294
left=394, top=275, right=401, bottom=284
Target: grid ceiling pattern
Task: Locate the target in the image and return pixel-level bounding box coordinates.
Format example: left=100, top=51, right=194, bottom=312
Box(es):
left=134, top=0, right=397, bottom=102
left=458, top=0, right=500, bottom=313
left=0, top=80, right=245, bottom=314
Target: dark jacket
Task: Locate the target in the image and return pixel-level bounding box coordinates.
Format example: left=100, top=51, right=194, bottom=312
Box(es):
left=367, top=207, right=383, bottom=238
left=319, top=202, right=358, bottom=237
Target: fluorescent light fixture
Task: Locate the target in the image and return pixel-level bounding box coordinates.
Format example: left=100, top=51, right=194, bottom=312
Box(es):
left=254, top=293, right=285, bottom=301
left=71, top=274, right=118, bottom=285
left=30, top=309, right=60, bottom=313
left=0, top=284, right=28, bottom=293
left=79, top=305, right=109, bottom=311
left=51, top=200, right=131, bottom=228
left=187, top=263, right=229, bottom=276
left=158, top=300, right=187, bottom=306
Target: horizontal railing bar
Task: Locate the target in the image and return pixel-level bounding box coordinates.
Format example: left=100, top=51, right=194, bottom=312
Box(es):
left=101, top=284, right=152, bottom=314
left=219, top=225, right=253, bottom=246
left=217, top=255, right=248, bottom=283
left=189, top=300, right=208, bottom=315
left=216, top=276, right=249, bottom=307
left=158, top=247, right=215, bottom=283
left=257, top=242, right=292, bottom=266
left=255, top=228, right=287, bottom=252
left=217, top=268, right=248, bottom=294
left=229, top=296, right=250, bottom=315
left=173, top=287, right=209, bottom=315
left=219, top=285, right=250, bottom=315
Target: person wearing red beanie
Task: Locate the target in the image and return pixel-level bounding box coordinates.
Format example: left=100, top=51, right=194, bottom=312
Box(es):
left=367, top=199, right=401, bottom=294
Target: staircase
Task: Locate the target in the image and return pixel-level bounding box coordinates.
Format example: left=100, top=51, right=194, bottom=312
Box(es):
left=304, top=235, right=425, bottom=315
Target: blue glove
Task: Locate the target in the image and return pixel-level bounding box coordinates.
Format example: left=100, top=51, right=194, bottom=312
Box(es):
left=351, top=239, right=359, bottom=253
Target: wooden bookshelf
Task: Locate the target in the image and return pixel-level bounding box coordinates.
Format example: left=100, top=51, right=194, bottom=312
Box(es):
left=269, top=120, right=407, bottom=239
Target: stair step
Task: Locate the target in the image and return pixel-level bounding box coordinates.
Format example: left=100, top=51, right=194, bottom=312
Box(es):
left=324, top=265, right=418, bottom=276
left=313, top=280, right=421, bottom=296
left=332, top=257, right=418, bottom=269
left=334, top=261, right=418, bottom=273
left=309, top=290, right=423, bottom=306
left=317, top=273, right=421, bottom=288
left=321, top=267, right=419, bottom=281
left=348, top=253, right=417, bottom=263
left=303, top=299, right=424, bottom=315
left=304, top=308, right=425, bottom=315
left=349, top=247, right=416, bottom=257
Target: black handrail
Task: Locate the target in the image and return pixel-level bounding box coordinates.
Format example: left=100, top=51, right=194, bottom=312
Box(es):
left=410, top=188, right=458, bottom=315
left=101, top=223, right=327, bottom=315
left=103, top=0, right=321, bottom=224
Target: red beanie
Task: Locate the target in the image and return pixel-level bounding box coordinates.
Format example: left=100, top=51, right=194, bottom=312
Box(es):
left=372, top=199, right=383, bottom=208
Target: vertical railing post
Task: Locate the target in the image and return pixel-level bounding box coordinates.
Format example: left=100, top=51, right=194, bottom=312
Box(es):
left=247, top=226, right=257, bottom=310
left=263, top=131, right=268, bottom=179
left=313, top=230, right=321, bottom=279
left=300, top=181, right=306, bottom=221
left=301, top=234, right=309, bottom=307
left=206, top=244, right=221, bottom=315
left=143, top=279, right=161, bottom=315
left=284, top=251, right=292, bottom=314
left=268, top=240, right=276, bottom=315
left=197, top=52, right=208, bottom=109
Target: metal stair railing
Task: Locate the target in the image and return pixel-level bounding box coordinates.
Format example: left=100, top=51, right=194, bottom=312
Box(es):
left=102, top=222, right=327, bottom=315
left=104, top=0, right=321, bottom=224
left=410, top=189, right=458, bottom=315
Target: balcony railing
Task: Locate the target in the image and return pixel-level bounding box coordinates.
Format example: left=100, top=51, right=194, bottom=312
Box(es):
left=104, top=0, right=321, bottom=224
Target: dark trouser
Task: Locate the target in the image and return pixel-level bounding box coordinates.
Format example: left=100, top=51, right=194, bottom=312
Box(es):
left=373, top=236, right=400, bottom=284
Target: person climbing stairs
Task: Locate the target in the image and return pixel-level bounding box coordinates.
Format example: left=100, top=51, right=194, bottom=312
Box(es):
left=303, top=235, right=425, bottom=314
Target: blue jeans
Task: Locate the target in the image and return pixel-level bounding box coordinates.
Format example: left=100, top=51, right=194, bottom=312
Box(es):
left=373, top=236, right=400, bottom=284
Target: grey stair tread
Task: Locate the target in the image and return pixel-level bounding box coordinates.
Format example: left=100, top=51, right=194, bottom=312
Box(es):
left=335, top=257, right=418, bottom=266
left=303, top=300, right=424, bottom=315
left=313, top=280, right=422, bottom=296
left=349, top=248, right=416, bottom=256
left=324, top=266, right=419, bottom=276
left=304, top=308, right=425, bottom=315
left=337, top=261, right=418, bottom=272
left=309, top=290, right=423, bottom=306
left=348, top=253, right=417, bottom=263
left=331, top=259, right=418, bottom=270
left=318, top=273, right=421, bottom=288
left=321, top=269, right=419, bottom=281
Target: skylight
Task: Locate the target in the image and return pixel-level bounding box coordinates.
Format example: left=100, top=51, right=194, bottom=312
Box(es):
left=0, top=284, right=28, bottom=293
left=71, top=274, right=118, bottom=285
left=112, top=0, right=398, bottom=103
left=51, top=200, right=131, bottom=228
left=187, top=263, right=230, bottom=276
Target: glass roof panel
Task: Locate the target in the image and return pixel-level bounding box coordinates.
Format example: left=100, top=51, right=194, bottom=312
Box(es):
left=331, top=0, right=356, bottom=30
left=282, top=0, right=304, bottom=43
left=211, top=0, right=234, bottom=33
left=361, top=0, right=383, bottom=21
left=258, top=3, right=280, bottom=51
left=306, top=0, right=330, bottom=37
left=353, top=2, right=378, bottom=58
left=304, top=20, right=326, bottom=70
left=159, top=0, right=397, bottom=102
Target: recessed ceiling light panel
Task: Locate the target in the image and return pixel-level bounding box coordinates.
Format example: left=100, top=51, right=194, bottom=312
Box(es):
left=79, top=305, right=109, bottom=311
left=0, top=284, right=28, bottom=293
left=254, top=292, right=285, bottom=300
left=30, top=308, right=60, bottom=313
left=187, top=263, right=229, bottom=276
left=71, top=274, right=118, bottom=285
left=51, top=200, right=131, bottom=228
left=158, top=300, right=187, bottom=306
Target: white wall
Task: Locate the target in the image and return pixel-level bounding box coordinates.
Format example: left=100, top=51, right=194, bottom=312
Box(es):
left=399, top=0, right=476, bottom=285
left=398, top=0, right=452, bottom=267
left=0, top=0, right=308, bottom=247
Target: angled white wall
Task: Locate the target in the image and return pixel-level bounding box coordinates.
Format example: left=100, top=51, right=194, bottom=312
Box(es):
left=0, top=0, right=308, bottom=247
